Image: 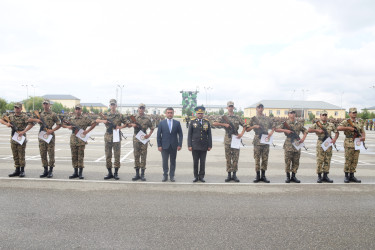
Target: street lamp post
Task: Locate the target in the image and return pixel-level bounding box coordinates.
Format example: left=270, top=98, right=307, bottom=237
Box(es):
left=301, top=89, right=309, bottom=119
left=21, top=84, right=29, bottom=111
left=204, top=86, right=212, bottom=107
left=31, top=85, right=36, bottom=110
left=117, top=84, right=124, bottom=113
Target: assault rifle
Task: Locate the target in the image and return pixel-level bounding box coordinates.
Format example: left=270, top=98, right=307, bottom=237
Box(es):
left=252, top=116, right=275, bottom=147
left=3, top=115, right=20, bottom=136
left=347, top=119, right=367, bottom=150
left=283, top=121, right=307, bottom=150
left=222, top=115, right=245, bottom=146
left=315, top=121, right=338, bottom=151
left=99, top=113, right=127, bottom=141
left=129, top=115, right=153, bottom=147
left=33, top=110, right=48, bottom=132
left=60, top=116, right=95, bottom=141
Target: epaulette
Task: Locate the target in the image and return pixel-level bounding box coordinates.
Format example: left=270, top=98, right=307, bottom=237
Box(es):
left=203, top=118, right=209, bottom=121
left=191, top=118, right=197, bottom=121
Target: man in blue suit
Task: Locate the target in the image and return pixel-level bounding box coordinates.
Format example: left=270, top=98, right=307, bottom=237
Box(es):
left=157, top=107, right=183, bottom=182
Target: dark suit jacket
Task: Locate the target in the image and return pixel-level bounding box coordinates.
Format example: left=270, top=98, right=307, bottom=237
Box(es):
left=188, top=118, right=212, bottom=151
left=157, top=119, right=183, bottom=149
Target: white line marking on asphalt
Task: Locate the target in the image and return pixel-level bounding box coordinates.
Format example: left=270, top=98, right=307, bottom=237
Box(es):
left=120, top=149, right=134, bottom=162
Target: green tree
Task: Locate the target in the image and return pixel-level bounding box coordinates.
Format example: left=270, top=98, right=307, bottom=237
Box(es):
left=23, top=96, right=44, bottom=111
left=52, top=102, right=64, bottom=113
left=0, top=98, right=7, bottom=114
left=82, top=106, right=89, bottom=113
left=6, top=102, right=15, bottom=111
left=360, top=109, right=370, bottom=120
left=308, top=112, right=315, bottom=121
left=219, top=108, right=224, bottom=115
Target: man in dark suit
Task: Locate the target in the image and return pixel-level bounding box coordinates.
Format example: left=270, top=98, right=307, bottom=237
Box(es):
left=188, top=106, right=212, bottom=183
left=157, top=107, right=183, bottom=182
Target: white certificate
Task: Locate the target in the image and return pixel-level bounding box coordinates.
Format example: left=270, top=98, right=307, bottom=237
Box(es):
left=75, top=129, right=90, bottom=142
left=230, top=134, right=241, bottom=149
left=136, top=130, right=149, bottom=145
left=321, top=137, right=332, bottom=152
left=292, top=141, right=305, bottom=150
left=113, top=129, right=120, bottom=142
left=12, top=132, right=26, bottom=145
left=260, top=134, right=273, bottom=145
left=354, top=138, right=366, bottom=150
left=38, top=131, right=53, bottom=144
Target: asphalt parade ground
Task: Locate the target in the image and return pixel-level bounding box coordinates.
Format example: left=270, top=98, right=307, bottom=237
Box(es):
left=1, top=120, right=375, bottom=249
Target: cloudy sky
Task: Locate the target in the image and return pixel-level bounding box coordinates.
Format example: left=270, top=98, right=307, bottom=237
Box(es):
left=1, top=0, right=375, bottom=110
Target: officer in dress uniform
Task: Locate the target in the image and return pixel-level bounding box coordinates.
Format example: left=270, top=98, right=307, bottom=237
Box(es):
left=188, top=106, right=212, bottom=182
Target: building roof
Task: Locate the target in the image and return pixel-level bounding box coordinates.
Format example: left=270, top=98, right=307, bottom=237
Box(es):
left=246, top=100, right=343, bottom=110
left=119, top=104, right=226, bottom=108
left=80, top=103, right=106, bottom=107
left=363, top=106, right=375, bottom=110
left=42, top=94, right=80, bottom=100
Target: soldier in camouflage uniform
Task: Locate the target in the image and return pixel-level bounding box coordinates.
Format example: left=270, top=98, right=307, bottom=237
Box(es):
left=212, top=101, right=247, bottom=182
left=337, top=107, right=365, bottom=183
left=308, top=110, right=339, bottom=183
left=62, top=104, right=97, bottom=179
left=96, top=99, right=130, bottom=180
left=129, top=103, right=154, bottom=181
left=29, top=99, right=61, bottom=178
left=247, top=103, right=275, bottom=183
left=0, top=103, right=34, bottom=177
left=370, top=119, right=373, bottom=131
left=275, top=109, right=308, bottom=183
left=365, top=119, right=369, bottom=130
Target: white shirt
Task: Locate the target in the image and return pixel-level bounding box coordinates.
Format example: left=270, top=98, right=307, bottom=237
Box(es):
left=167, top=119, right=173, bottom=132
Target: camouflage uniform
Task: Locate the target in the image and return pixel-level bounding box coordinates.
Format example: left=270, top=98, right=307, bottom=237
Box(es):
left=339, top=119, right=363, bottom=173
left=35, top=110, right=61, bottom=168
left=248, top=115, right=274, bottom=171
left=365, top=120, right=369, bottom=130
left=8, top=113, right=33, bottom=169
left=218, top=115, right=246, bottom=172
left=277, top=120, right=307, bottom=173
left=103, top=111, right=129, bottom=169
left=68, top=115, right=95, bottom=168
left=310, top=121, right=337, bottom=174
left=370, top=120, right=373, bottom=131
left=133, top=114, right=154, bottom=169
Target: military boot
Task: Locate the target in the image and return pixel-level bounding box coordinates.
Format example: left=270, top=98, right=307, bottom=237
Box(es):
left=104, top=168, right=114, bottom=180
left=225, top=172, right=232, bottom=182
left=261, top=170, right=270, bottom=183
left=344, top=172, right=350, bottom=183
left=132, top=168, right=141, bottom=181
left=323, top=172, right=333, bottom=183
left=285, top=172, right=291, bottom=183
left=40, top=166, right=48, bottom=178
left=232, top=172, right=240, bottom=182
left=19, top=167, right=25, bottom=178
left=317, top=173, right=322, bottom=183
left=290, top=172, right=300, bottom=183
left=47, top=167, right=53, bottom=178
left=140, top=169, right=146, bottom=181
left=9, top=167, right=21, bottom=177
left=253, top=171, right=261, bottom=183
left=69, top=168, right=79, bottom=179
left=349, top=173, right=361, bottom=183
left=114, top=168, right=120, bottom=180
left=78, top=168, right=84, bottom=179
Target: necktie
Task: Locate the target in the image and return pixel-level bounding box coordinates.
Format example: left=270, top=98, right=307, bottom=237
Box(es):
left=168, top=119, right=172, bottom=132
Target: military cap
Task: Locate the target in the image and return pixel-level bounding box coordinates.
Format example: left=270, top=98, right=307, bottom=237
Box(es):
left=14, top=102, right=22, bottom=108
left=43, top=99, right=50, bottom=104
left=75, top=104, right=82, bottom=109
left=227, top=101, right=234, bottom=107
left=195, top=106, right=205, bottom=114
left=349, top=107, right=357, bottom=113
left=138, top=103, right=146, bottom=108
left=256, top=103, right=264, bottom=108
left=321, top=110, right=328, bottom=115
left=288, top=109, right=296, bottom=113
left=109, top=99, right=117, bottom=104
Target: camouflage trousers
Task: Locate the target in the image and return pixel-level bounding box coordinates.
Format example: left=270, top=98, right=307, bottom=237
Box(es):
left=316, top=142, right=332, bottom=174
left=284, top=150, right=301, bottom=173
left=71, top=144, right=85, bottom=168
left=344, top=147, right=360, bottom=173
left=105, top=141, right=121, bottom=169
left=133, top=137, right=148, bottom=169
left=39, top=137, right=56, bottom=168
left=225, top=143, right=240, bottom=172
left=253, top=144, right=270, bottom=171
left=11, top=142, right=26, bottom=168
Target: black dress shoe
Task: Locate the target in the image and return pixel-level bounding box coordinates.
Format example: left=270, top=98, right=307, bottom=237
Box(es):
left=199, top=177, right=206, bottom=183
left=193, top=177, right=199, bottom=182
left=170, top=177, right=175, bottom=182
left=162, top=176, right=168, bottom=182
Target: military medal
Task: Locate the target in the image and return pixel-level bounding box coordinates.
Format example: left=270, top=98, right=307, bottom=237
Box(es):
left=193, top=122, right=198, bottom=128
left=203, top=123, right=208, bottom=131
